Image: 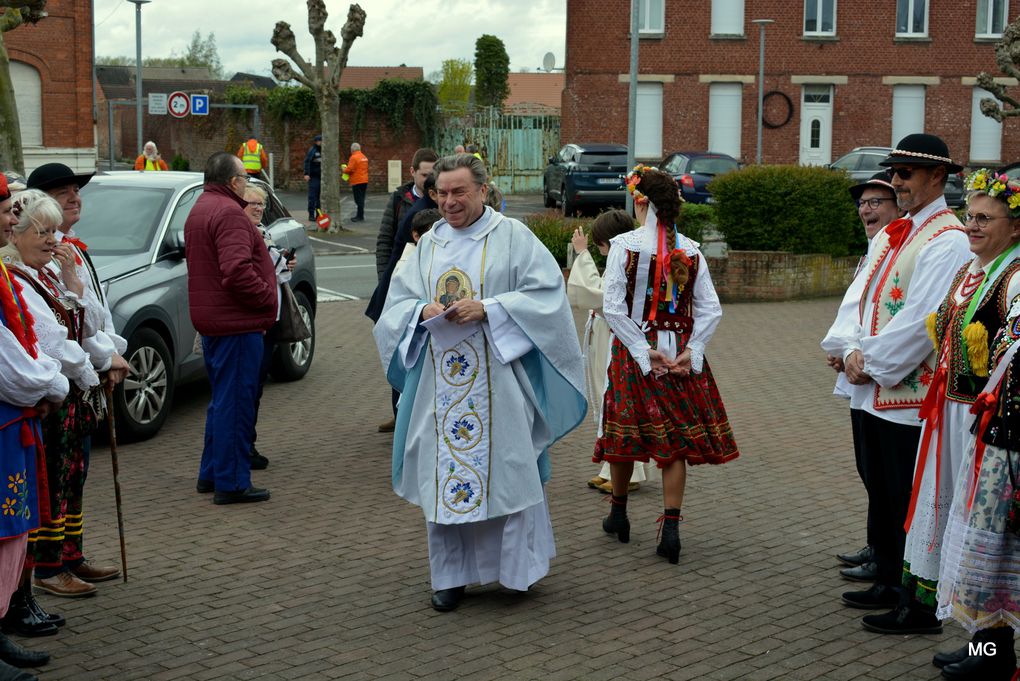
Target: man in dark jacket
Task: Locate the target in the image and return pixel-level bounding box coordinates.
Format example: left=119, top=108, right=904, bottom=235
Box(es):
left=374, top=148, right=437, bottom=279
left=186, top=152, right=277, bottom=505
left=302, top=134, right=322, bottom=222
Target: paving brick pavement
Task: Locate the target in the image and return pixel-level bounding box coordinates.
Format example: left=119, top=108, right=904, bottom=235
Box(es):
left=25, top=298, right=1002, bottom=680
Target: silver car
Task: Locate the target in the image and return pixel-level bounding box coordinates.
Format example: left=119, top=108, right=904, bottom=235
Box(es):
left=78, top=171, right=317, bottom=440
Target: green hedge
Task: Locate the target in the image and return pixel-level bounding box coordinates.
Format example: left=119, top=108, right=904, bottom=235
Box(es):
left=708, top=165, right=865, bottom=257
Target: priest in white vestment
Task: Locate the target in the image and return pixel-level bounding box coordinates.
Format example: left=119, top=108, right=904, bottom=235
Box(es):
left=373, top=154, right=587, bottom=612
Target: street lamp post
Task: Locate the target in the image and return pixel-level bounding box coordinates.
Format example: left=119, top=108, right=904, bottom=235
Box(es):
left=752, top=19, right=774, bottom=165
left=127, top=0, right=151, bottom=158
left=625, top=0, right=639, bottom=213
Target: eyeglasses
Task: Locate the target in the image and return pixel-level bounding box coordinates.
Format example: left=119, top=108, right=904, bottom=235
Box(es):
left=246, top=201, right=265, bottom=209
left=234, top=174, right=251, bottom=182
left=886, top=167, right=916, bottom=180
left=856, top=198, right=894, bottom=209
left=965, top=212, right=1009, bottom=229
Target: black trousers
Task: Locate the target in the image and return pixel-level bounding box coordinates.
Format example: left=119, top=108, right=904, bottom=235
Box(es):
left=352, top=183, right=367, bottom=219
left=849, top=408, right=874, bottom=548
left=858, top=411, right=921, bottom=586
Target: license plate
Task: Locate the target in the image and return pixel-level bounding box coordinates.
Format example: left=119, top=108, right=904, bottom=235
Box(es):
left=597, top=178, right=620, bottom=185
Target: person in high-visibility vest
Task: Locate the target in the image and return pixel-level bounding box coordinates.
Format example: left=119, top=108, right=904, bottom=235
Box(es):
left=343, top=142, right=369, bottom=222
left=237, top=137, right=269, bottom=177
left=134, top=141, right=168, bottom=171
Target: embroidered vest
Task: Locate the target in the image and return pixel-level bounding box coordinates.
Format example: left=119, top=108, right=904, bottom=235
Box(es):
left=7, top=265, right=83, bottom=343
left=623, top=250, right=697, bottom=336
left=859, top=208, right=963, bottom=410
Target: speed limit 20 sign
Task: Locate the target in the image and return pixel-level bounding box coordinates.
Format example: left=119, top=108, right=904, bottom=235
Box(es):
left=167, top=91, right=191, bottom=118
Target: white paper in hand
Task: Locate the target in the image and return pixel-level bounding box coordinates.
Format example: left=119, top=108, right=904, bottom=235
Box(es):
left=422, top=313, right=482, bottom=350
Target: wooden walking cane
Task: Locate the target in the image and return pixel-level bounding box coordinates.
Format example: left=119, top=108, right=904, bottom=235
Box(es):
left=104, top=384, right=128, bottom=582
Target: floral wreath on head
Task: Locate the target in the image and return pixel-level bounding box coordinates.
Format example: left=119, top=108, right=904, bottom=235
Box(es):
left=965, top=168, right=1020, bottom=216
left=625, top=164, right=657, bottom=206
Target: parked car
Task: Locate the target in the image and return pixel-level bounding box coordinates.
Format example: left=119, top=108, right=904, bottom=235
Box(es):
left=829, top=146, right=965, bottom=206
left=660, top=151, right=738, bottom=204
left=543, top=143, right=629, bottom=216
left=78, top=171, right=317, bottom=441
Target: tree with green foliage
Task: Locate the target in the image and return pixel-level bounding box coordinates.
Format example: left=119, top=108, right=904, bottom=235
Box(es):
left=98, top=31, right=224, bottom=78
left=272, top=1, right=365, bottom=232
left=0, top=0, right=46, bottom=174
left=474, top=34, right=509, bottom=109
left=436, top=58, right=472, bottom=112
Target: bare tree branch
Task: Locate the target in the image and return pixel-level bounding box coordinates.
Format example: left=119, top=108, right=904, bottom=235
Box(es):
left=980, top=19, right=1020, bottom=119
left=329, top=4, right=365, bottom=89
left=271, top=21, right=314, bottom=82
left=271, top=58, right=313, bottom=90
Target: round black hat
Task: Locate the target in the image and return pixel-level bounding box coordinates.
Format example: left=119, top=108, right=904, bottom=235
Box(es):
left=879, top=134, right=963, bottom=173
left=849, top=172, right=897, bottom=201
left=26, top=163, right=95, bottom=192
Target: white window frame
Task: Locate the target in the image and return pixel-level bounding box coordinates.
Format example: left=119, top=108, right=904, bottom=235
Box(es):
left=803, top=0, right=837, bottom=36
left=635, top=82, right=663, bottom=159
left=711, top=0, right=745, bottom=36
left=891, top=84, right=926, bottom=147
left=970, top=86, right=1003, bottom=163
left=708, top=82, right=743, bottom=160
left=11, top=61, right=42, bottom=147
left=896, top=0, right=929, bottom=37
left=976, top=0, right=1009, bottom=38
left=637, top=0, right=665, bottom=35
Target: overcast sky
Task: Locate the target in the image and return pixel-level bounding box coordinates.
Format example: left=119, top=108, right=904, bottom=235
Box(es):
left=93, top=0, right=567, bottom=80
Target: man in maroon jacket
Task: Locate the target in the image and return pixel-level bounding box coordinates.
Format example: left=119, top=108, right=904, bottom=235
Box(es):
left=186, top=152, right=277, bottom=504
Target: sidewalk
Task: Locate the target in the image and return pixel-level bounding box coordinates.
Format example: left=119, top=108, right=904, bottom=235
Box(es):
left=35, top=298, right=957, bottom=680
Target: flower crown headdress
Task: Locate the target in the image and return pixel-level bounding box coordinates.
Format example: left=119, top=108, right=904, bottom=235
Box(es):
left=965, top=168, right=1020, bottom=216
left=625, top=164, right=657, bottom=206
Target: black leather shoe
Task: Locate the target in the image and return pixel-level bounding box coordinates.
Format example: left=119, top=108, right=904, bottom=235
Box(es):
left=841, top=584, right=900, bottom=610
left=862, top=605, right=942, bottom=635
left=840, top=561, right=878, bottom=582
left=213, top=486, right=270, bottom=505
left=0, top=633, right=48, bottom=667
left=941, top=648, right=1017, bottom=679
left=0, top=659, right=36, bottom=681
left=837, top=545, right=874, bottom=567
left=24, top=592, right=62, bottom=629
left=430, top=586, right=465, bottom=612
left=195, top=479, right=213, bottom=494
left=602, top=496, right=630, bottom=544
left=933, top=643, right=971, bottom=669
left=249, top=448, right=269, bottom=471
left=0, top=589, right=57, bottom=638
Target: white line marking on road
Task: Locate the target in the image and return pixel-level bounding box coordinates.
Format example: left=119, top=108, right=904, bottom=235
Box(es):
left=316, top=264, right=375, bottom=270
left=317, top=286, right=359, bottom=302
left=308, top=236, right=369, bottom=253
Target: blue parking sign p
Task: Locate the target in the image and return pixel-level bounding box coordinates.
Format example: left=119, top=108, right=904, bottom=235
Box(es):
left=191, top=94, right=209, bottom=116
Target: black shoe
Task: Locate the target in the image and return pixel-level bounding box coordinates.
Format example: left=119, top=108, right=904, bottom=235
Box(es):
left=656, top=509, right=682, bottom=564
left=24, top=592, right=62, bottom=629
left=841, top=584, right=900, bottom=610
left=837, top=545, right=874, bottom=567
left=249, top=448, right=269, bottom=471
left=0, top=659, right=36, bottom=681
left=933, top=643, right=971, bottom=669
left=840, top=561, right=878, bottom=582
left=861, top=605, right=943, bottom=635
left=0, top=589, right=57, bottom=638
left=196, top=479, right=213, bottom=494
left=430, top=586, right=465, bottom=612
left=213, top=486, right=270, bottom=505
left=0, top=633, right=48, bottom=667
left=602, top=495, right=630, bottom=544
left=942, top=648, right=1017, bottom=679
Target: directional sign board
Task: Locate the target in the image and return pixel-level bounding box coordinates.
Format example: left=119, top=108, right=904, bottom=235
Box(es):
left=191, top=94, right=209, bottom=116
left=148, top=93, right=168, bottom=116
left=167, top=91, right=191, bottom=118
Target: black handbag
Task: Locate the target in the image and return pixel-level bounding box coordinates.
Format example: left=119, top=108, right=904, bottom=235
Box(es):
left=276, top=284, right=311, bottom=343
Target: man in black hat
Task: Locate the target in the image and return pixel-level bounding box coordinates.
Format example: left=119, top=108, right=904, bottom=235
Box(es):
left=23, top=164, right=129, bottom=596
left=302, top=134, right=322, bottom=222
left=837, top=134, right=971, bottom=634
left=822, top=172, right=903, bottom=585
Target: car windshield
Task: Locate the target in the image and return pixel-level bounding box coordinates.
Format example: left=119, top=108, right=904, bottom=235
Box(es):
left=689, top=158, right=737, bottom=175
left=857, top=153, right=887, bottom=171
left=77, top=185, right=173, bottom=255
left=579, top=153, right=627, bottom=166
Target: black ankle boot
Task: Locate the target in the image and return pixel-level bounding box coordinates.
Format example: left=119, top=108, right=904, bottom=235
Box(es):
left=0, top=586, right=56, bottom=638
left=656, top=508, right=682, bottom=564
left=24, top=591, right=63, bottom=629
left=941, top=626, right=1017, bottom=680
left=602, top=494, right=630, bottom=543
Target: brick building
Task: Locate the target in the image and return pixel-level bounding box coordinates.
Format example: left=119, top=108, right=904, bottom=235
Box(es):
left=6, top=0, right=96, bottom=174
left=563, top=0, right=1020, bottom=168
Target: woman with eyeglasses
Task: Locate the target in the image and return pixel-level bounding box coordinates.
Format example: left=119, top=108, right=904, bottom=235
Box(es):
left=923, top=170, right=1020, bottom=679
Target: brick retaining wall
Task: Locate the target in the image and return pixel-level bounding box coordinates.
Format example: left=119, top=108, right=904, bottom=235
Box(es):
left=707, top=251, right=857, bottom=302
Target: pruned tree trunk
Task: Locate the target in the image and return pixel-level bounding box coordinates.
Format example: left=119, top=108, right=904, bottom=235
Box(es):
left=272, top=2, right=365, bottom=233
left=977, top=18, right=1020, bottom=121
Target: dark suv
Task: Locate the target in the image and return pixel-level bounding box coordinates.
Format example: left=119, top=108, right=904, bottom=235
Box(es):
left=830, top=146, right=965, bottom=206
left=543, top=143, right=629, bottom=216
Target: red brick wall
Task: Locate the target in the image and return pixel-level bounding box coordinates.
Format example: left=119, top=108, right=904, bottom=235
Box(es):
left=6, top=0, right=95, bottom=150
left=708, top=252, right=857, bottom=302
left=564, top=0, right=1020, bottom=166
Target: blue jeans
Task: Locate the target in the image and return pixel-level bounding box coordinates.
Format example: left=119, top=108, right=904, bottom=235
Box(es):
left=198, top=332, right=263, bottom=492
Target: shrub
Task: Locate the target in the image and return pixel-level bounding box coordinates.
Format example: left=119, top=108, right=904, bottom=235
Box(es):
left=678, top=203, right=714, bottom=244
left=707, top=165, right=865, bottom=257
left=170, top=154, right=190, bottom=171
left=523, top=211, right=586, bottom=267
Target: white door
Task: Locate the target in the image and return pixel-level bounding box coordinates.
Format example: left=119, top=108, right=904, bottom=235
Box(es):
left=635, top=83, right=663, bottom=159
left=799, top=85, right=833, bottom=166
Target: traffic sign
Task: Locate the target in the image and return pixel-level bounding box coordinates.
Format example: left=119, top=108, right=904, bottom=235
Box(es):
left=167, top=91, right=190, bottom=118
left=191, top=94, right=209, bottom=116
left=148, top=93, right=168, bottom=115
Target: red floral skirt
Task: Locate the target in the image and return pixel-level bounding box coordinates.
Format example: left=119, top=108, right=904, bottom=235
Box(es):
left=594, top=335, right=739, bottom=466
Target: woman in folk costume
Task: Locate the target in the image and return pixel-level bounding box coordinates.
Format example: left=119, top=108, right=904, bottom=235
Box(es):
left=862, top=169, right=1020, bottom=647
left=595, top=165, right=738, bottom=564
left=0, top=190, right=104, bottom=613
left=568, top=210, right=660, bottom=494
left=931, top=171, right=1020, bottom=680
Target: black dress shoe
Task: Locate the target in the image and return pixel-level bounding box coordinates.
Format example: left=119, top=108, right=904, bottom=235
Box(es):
left=430, top=586, right=465, bottom=612
left=941, top=628, right=1017, bottom=679
left=837, top=545, right=874, bottom=567
left=933, top=643, right=971, bottom=669
left=840, top=561, right=878, bottom=582
left=213, top=486, right=270, bottom=505
left=841, top=584, right=900, bottom=610
left=0, top=589, right=57, bottom=638
left=0, top=633, right=48, bottom=667
left=249, top=448, right=269, bottom=471
left=196, top=479, right=213, bottom=493
left=24, top=592, right=62, bottom=629
left=862, top=605, right=943, bottom=635
left=0, top=659, right=35, bottom=681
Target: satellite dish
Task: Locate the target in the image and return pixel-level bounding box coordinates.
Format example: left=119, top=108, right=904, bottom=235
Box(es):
left=542, top=52, right=555, bottom=72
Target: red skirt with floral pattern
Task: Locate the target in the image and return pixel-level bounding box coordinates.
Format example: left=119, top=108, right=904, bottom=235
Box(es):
left=594, top=334, right=739, bottom=466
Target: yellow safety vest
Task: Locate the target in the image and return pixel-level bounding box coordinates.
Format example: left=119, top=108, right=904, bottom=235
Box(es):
left=145, top=159, right=163, bottom=171
left=242, top=141, right=263, bottom=172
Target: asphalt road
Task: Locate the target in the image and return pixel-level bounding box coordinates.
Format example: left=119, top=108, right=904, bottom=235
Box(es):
left=315, top=252, right=377, bottom=301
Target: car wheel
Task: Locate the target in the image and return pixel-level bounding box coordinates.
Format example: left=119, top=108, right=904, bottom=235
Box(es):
left=561, top=184, right=577, bottom=217
left=114, top=327, right=174, bottom=442
left=543, top=182, right=555, bottom=208
left=270, top=289, right=315, bottom=382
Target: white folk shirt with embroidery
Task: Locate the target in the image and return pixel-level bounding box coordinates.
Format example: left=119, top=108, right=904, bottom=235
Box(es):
left=399, top=209, right=533, bottom=525
left=821, top=236, right=876, bottom=399
left=847, top=197, right=972, bottom=425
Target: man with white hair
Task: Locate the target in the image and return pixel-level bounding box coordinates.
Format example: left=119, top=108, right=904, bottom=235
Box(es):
left=134, top=141, right=168, bottom=171
left=343, top=142, right=369, bottom=223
